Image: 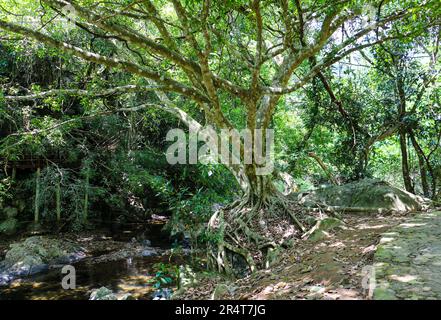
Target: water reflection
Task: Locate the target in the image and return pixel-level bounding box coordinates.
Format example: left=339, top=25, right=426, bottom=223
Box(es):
left=0, top=255, right=171, bottom=300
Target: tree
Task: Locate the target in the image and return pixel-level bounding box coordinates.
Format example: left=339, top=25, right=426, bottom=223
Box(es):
left=1, top=0, right=439, bottom=271
left=358, top=25, right=441, bottom=196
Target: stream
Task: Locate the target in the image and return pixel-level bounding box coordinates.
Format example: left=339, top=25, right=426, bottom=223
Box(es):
left=0, top=221, right=184, bottom=300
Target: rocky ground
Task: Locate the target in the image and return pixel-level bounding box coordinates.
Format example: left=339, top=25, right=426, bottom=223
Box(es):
left=1, top=178, right=439, bottom=300
left=374, top=211, right=441, bottom=299
left=2, top=211, right=441, bottom=300
left=176, top=213, right=410, bottom=300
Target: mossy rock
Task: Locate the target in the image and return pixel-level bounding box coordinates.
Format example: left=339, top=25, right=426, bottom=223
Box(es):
left=211, top=283, right=234, bottom=300
left=178, top=265, right=198, bottom=290
left=89, top=287, right=135, bottom=300
left=0, top=218, right=18, bottom=235
left=296, top=179, right=429, bottom=214
left=4, top=236, right=81, bottom=267
left=308, top=217, right=343, bottom=241
left=89, top=287, right=118, bottom=300
left=3, top=207, right=18, bottom=218
left=373, top=287, right=397, bottom=300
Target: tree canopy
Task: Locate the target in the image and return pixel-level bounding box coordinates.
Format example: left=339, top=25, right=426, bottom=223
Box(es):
left=1, top=0, right=440, bottom=273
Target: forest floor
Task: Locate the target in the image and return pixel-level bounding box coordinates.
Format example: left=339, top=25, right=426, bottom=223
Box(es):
left=179, top=213, right=412, bottom=300
left=3, top=210, right=440, bottom=300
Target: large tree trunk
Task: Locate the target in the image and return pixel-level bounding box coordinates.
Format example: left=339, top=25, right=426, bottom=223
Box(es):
left=208, top=162, right=305, bottom=274
left=241, top=165, right=277, bottom=204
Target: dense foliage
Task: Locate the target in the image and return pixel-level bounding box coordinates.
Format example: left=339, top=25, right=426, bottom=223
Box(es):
left=0, top=1, right=440, bottom=270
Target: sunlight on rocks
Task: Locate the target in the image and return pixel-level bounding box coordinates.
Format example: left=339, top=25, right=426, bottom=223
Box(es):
left=389, top=275, right=418, bottom=283
left=399, top=223, right=427, bottom=228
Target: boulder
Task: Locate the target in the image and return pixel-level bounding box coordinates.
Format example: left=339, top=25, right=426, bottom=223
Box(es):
left=89, top=286, right=135, bottom=300
left=211, top=283, right=236, bottom=300
left=141, top=248, right=157, bottom=257
left=0, top=236, right=85, bottom=284
left=89, top=287, right=118, bottom=300
left=4, top=207, right=18, bottom=218
left=151, top=288, right=173, bottom=300
left=0, top=218, right=18, bottom=235
left=294, top=179, right=429, bottom=214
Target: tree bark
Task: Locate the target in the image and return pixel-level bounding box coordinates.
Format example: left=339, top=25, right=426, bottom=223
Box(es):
left=308, top=152, right=339, bottom=185
left=409, top=130, right=430, bottom=197
left=83, top=167, right=90, bottom=222
left=399, top=131, right=415, bottom=193
left=56, top=178, right=61, bottom=222
left=34, top=167, right=41, bottom=224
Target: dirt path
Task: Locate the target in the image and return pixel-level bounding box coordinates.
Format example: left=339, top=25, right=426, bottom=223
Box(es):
left=179, top=214, right=409, bottom=300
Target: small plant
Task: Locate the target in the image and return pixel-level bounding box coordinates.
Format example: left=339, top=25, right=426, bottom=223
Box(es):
left=149, top=262, right=178, bottom=290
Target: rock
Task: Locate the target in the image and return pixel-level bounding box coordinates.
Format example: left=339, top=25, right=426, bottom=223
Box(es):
left=275, top=172, right=298, bottom=195
left=151, top=288, right=173, bottom=300
left=29, top=264, right=49, bottom=274
left=4, top=207, right=18, bottom=218
left=90, top=287, right=118, bottom=300
left=308, top=217, right=343, bottom=241
left=89, top=287, right=136, bottom=300
left=0, top=218, right=18, bottom=235
left=178, top=265, right=198, bottom=290
left=211, top=283, right=235, bottom=300
left=141, top=248, right=158, bottom=257
left=373, top=287, right=397, bottom=300
left=4, top=236, right=82, bottom=266
left=119, top=293, right=135, bottom=300
left=0, top=273, right=13, bottom=286
left=0, top=236, right=85, bottom=285
left=141, top=239, right=152, bottom=247
left=373, top=211, right=441, bottom=300
left=294, top=179, right=430, bottom=214
left=306, top=285, right=326, bottom=299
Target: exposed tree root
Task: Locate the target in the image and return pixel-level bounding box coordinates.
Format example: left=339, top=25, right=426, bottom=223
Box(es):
left=207, top=192, right=311, bottom=275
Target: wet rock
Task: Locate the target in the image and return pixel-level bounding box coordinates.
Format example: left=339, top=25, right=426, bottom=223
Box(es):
left=0, top=273, right=13, bottom=286
left=141, top=239, right=152, bottom=247
left=141, top=248, right=157, bottom=257
left=0, top=236, right=85, bottom=285
left=152, top=288, right=173, bottom=300
left=89, top=287, right=135, bottom=300
left=90, top=287, right=117, bottom=300
left=29, top=264, right=49, bottom=274
left=86, top=242, right=159, bottom=264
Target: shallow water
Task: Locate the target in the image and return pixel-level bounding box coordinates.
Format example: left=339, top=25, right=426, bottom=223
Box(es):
left=0, top=256, right=168, bottom=300
left=0, top=222, right=179, bottom=300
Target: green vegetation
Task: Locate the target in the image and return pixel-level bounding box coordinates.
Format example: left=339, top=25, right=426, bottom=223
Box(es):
left=0, top=0, right=440, bottom=300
